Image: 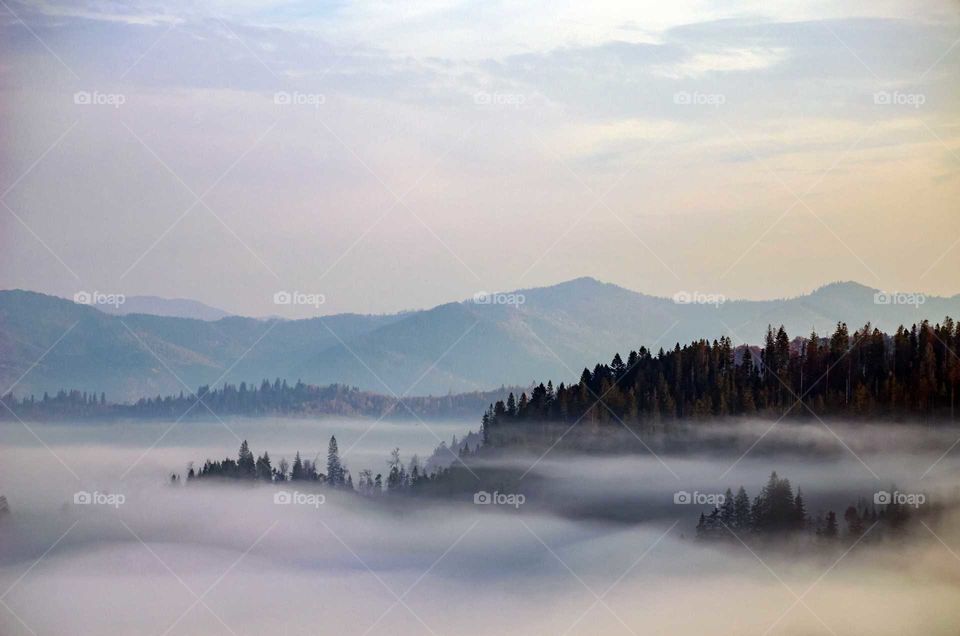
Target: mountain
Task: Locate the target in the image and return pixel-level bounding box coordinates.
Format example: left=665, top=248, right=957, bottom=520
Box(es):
left=1, top=280, right=958, bottom=402
left=0, top=290, right=403, bottom=401
left=92, top=295, right=231, bottom=321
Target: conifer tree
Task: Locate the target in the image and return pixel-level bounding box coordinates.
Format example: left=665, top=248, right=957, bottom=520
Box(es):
left=733, top=487, right=751, bottom=529
left=327, top=436, right=344, bottom=486
left=291, top=452, right=304, bottom=481
left=255, top=451, right=272, bottom=481
left=238, top=440, right=256, bottom=478
left=720, top=488, right=735, bottom=526
left=793, top=490, right=807, bottom=530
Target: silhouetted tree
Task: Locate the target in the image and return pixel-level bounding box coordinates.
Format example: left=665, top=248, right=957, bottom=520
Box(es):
left=327, top=436, right=344, bottom=487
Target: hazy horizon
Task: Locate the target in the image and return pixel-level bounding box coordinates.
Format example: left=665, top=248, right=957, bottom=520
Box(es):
left=5, top=276, right=960, bottom=321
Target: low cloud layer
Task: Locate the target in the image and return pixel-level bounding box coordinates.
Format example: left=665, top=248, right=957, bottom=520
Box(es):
left=2, top=418, right=960, bottom=634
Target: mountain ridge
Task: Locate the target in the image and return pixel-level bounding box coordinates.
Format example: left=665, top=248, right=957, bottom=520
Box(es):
left=2, top=280, right=958, bottom=401
left=93, top=295, right=232, bottom=321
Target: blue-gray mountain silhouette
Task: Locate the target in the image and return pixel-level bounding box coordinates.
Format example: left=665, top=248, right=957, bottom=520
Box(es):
left=1, top=279, right=957, bottom=401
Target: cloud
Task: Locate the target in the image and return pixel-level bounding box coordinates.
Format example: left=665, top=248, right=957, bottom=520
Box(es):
left=1, top=1, right=959, bottom=313
left=2, top=419, right=960, bottom=634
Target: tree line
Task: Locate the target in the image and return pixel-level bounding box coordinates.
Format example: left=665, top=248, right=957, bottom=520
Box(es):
left=178, top=436, right=459, bottom=495
left=696, top=471, right=924, bottom=542
left=1, top=380, right=516, bottom=421
left=482, top=319, right=960, bottom=447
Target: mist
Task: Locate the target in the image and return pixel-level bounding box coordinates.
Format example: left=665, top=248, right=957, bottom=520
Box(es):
left=2, top=418, right=960, bottom=635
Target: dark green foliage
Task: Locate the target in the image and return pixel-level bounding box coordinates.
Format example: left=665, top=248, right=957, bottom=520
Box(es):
left=700, top=472, right=808, bottom=538
left=186, top=438, right=455, bottom=497
left=327, top=436, right=345, bottom=487
left=720, top=488, right=735, bottom=526
left=757, top=472, right=797, bottom=532
left=793, top=490, right=807, bottom=530
left=238, top=440, right=256, bottom=478
left=255, top=452, right=272, bottom=481
left=481, top=320, right=960, bottom=448
left=733, top=487, right=751, bottom=529
left=693, top=473, right=931, bottom=543
left=291, top=452, right=304, bottom=481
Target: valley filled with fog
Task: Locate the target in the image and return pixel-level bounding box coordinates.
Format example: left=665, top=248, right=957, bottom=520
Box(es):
left=2, top=417, right=960, bottom=635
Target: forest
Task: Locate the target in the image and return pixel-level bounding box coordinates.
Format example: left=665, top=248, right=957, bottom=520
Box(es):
left=176, top=438, right=940, bottom=544
left=481, top=319, right=960, bottom=448
left=694, top=471, right=927, bottom=543
left=7, top=319, right=959, bottom=431
left=0, top=380, right=514, bottom=421
left=178, top=435, right=467, bottom=495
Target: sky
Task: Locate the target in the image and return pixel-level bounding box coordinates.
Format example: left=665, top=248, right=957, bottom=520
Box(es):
left=1, top=0, right=959, bottom=317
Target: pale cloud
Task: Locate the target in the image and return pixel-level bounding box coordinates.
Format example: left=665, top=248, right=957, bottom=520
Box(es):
left=654, top=47, right=790, bottom=78
left=548, top=119, right=683, bottom=162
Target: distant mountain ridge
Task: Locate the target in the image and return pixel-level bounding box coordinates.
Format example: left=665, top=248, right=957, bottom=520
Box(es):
left=91, top=295, right=231, bottom=321
left=1, top=279, right=958, bottom=401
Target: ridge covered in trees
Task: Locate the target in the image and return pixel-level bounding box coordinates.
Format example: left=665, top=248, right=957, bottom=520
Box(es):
left=0, top=381, right=517, bottom=421
left=481, top=319, right=960, bottom=447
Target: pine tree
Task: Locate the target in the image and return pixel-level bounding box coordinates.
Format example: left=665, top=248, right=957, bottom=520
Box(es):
left=255, top=451, right=272, bottom=481
left=291, top=452, right=304, bottom=481
left=506, top=393, right=517, bottom=416
left=793, top=489, right=807, bottom=530
left=750, top=495, right=763, bottom=531
left=733, top=487, right=751, bottom=529
left=720, top=488, right=735, bottom=526
left=238, top=440, right=256, bottom=478
left=387, top=447, right=402, bottom=490
left=327, top=436, right=344, bottom=486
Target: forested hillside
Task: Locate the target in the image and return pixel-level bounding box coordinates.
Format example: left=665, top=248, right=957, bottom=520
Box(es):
left=482, top=318, right=960, bottom=448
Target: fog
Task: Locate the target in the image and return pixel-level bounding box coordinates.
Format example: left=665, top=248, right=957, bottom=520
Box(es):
left=2, top=418, right=960, bottom=635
